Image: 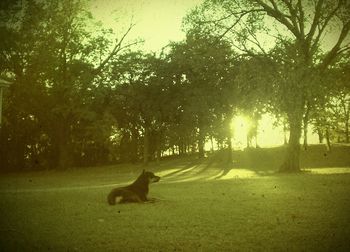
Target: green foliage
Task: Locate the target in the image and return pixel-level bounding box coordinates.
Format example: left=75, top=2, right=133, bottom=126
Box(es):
left=0, top=0, right=136, bottom=170
left=165, top=32, right=238, bottom=156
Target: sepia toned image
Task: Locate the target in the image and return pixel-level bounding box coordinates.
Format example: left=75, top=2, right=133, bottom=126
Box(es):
left=0, top=0, right=349, bottom=251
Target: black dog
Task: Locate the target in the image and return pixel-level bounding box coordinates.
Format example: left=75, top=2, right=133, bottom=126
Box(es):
left=107, top=170, right=160, bottom=205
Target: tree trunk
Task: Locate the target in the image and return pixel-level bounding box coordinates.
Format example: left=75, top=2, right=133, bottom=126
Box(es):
left=210, top=136, right=214, bottom=153
left=254, top=128, right=259, bottom=148
left=303, top=114, right=309, bottom=150
left=345, top=111, right=349, bottom=143
left=155, top=132, right=161, bottom=163
left=179, top=141, right=183, bottom=155
left=55, top=125, right=73, bottom=169
left=227, top=135, right=233, bottom=164
left=316, top=127, right=324, bottom=143
left=279, top=114, right=302, bottom=172
left=143, top=125, right=150, bottom=165
left=246, top=134, right=251, bottom=148
left=326, top=128, right=331, bottom=151
left=302, top=102, right=310, bottom=150
left=156, top=148, right=161, bottom=163
left=198, top=128, right=205, bottom=158
left=283, top=120, right=288, bottom=145
left=57, top=141, right=72, bottom=169
left=130, top=128, right=139, bottom=163
left=252, top=116, right=259, bottom=148
left=12, top=134, right=26, bottom=170
left=345, top=121, right=349, bottom=143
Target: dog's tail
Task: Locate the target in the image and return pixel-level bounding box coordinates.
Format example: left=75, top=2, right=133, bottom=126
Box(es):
left=107, top=188, right=121, bottom=205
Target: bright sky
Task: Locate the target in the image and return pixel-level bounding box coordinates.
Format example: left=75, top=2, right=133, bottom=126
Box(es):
left=89, top=0, right=202, bottom=52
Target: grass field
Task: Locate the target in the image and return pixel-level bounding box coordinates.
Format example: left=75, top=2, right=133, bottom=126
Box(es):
left=1, top=145, right=350, bottom=251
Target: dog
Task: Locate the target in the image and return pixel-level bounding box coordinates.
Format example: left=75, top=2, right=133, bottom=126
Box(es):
left=107, top=169, right=160, bottom=205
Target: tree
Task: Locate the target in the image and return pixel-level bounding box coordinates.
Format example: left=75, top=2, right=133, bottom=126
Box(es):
left=110, top=51, right=172, bottom=164
left=0, top=0, right=139, bottom=170
left=185, top=0, right=350, bottom=172
left=166, top=30, right=237, bottom=160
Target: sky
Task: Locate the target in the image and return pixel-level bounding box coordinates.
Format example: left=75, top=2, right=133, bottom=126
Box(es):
left=89, top=0, right=202, bottom=52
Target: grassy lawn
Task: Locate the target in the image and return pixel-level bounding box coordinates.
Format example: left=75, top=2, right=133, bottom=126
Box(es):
left=1, top=145, right=350, bottom=251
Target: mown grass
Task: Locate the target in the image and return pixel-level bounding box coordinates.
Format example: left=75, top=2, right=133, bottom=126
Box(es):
left=0, top=145, right=350, bottom=251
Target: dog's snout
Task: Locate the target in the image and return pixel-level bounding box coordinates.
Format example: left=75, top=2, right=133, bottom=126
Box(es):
left=151, top=176, right=160, bottom=183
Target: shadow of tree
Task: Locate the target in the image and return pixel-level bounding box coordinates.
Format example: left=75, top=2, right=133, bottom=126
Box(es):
left=157, top=144, right=350, bottom=182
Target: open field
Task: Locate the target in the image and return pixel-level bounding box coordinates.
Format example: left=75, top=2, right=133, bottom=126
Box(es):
left=1, top=145, right=350, bottom=251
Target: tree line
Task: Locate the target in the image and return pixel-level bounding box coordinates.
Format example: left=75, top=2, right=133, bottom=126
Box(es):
left=0, top=0, right=349, bottom=172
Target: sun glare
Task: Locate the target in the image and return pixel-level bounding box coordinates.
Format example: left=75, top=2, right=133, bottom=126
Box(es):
left=232, top=113, right=286, bottom=149
left=231, top=113, right=320, bottom=149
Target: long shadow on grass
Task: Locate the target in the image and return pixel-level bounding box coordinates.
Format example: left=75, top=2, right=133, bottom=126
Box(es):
left=161, top=160, right=218, bottom=181
left=161, top=150, right=260, bottom=182
left=160, top=151, right=233, bottom=182
left=161, top=144, right=350, bottom=183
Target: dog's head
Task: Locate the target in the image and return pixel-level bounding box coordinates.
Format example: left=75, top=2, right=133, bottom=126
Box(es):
left=142, top=169, right=160, bottom=183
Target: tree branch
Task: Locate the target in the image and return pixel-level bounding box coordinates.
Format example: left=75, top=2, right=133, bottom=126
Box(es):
left=337, top=44, right=350, bottom=55
left=254, top=0, right=301, bottom=39
left=296, top=0, right=305, bottom=36
left=306, top=0, right=325, bottom=43
left=281, top=0, right=300, bottom=34
left=216, top=9, right=264, bottom=41
left=240, top=24, right=268, bottom=55
left=321, top=21, right=350, bottom=70
left=93, top=22, right=139, bottom=75
left=198, top=12, right=235, bottom=25
left=311, top=0, right=343, bottom=53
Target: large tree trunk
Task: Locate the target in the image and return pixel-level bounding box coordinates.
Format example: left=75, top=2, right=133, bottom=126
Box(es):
left=303, top=102, right=310, bottom=150
left=279, top=113, right=303, bottom=172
